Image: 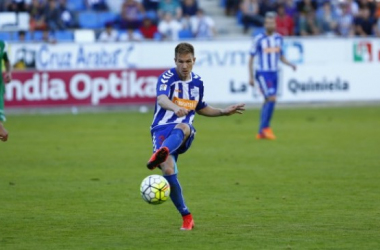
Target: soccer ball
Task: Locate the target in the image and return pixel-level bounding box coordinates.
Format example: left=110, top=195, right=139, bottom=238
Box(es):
left=140, top=175, right=170, bottom=205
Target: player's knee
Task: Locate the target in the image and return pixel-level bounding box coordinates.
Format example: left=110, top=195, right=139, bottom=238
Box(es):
left=268, top=96, right=276, bottom=102
left=175, top=123, right=191, bottom=137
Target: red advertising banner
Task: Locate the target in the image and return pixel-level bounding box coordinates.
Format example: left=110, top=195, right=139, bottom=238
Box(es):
left=5, top=69, right=164, bottom=107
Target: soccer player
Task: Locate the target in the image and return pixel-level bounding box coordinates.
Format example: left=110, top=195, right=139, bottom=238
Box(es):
left=0, top=40, right=12, bottom=142
left=146, top=42, right=245, bottom=230
left=248, top=12, right=296, bottom=140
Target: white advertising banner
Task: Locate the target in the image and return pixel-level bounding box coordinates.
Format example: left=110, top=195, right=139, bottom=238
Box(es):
left=7, top=38, right=380, bottom=106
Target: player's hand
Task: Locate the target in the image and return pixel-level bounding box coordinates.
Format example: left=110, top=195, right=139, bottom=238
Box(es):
left=3, top=72, right=12, bottom=84
left=249, top=78, right=255, bottom=87
left=174, top=107, right=189, bottom=117
left=0, top=124, right=8, bottom=142
left=222, top=103, right=245, bottom=116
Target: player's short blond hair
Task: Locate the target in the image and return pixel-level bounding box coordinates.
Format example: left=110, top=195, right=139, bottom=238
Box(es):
left=175, top=43, right=194, bottom=58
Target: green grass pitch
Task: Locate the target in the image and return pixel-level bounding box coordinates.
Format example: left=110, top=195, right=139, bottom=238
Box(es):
left=1, top=105, right=380, bottom=249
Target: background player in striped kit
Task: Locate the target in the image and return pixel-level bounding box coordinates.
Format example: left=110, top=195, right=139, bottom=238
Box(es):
left=146, top=42, right=245, bottom=230
left=248, top=12, right=296, bottom=140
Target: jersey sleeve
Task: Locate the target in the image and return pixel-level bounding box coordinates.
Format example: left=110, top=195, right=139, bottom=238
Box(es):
left=156, top=73, right=171, bottom=96
left=195, top=83, right=208, bottom=111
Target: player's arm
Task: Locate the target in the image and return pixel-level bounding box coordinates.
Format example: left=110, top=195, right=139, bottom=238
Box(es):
left=280, top=55, right=296, bottom=71
left=197, top=104, right=245, bottom=117
left=2, top=49, right=12, bottom=84
left=157, top=94, right=189, bottom=117
left=248, top=55, right=255, bottom=87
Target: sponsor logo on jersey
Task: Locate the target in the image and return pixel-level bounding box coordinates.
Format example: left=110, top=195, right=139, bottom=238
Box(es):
left=159, top=84, right=167, bottom=91
left=264, top=47, right=280, bottom=53
left=173, top=97, right=198, bottom=110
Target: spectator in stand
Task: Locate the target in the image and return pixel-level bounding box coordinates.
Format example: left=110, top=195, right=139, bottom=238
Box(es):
left=317, top=1, right=338, bottom=36
left=298, top=10, right=319, bottom=36
left=143, top=0, right=159, bottom=12
left=181, top=14, right=192, bottom=32
left=284, top=0, right=297, bottom=18
left=120, top=0, right=145, bottom=29
left=296, top=0, right=318, bottom=36
left=357, top=0, right=376, bottom=15
left=42, top=30, right=57, bottom=43
left=181, top=0, right=198, bottom=17
left=158, top=0, right=182, bottom=20
left=142, top=0, right=159, bottom=21
left=259, top=0, right=276, bottom=17
left=28, top=0, right=47, bottom=31
left=345, top=0, right=359, bottom=17
left=158, top=12, right=182, bottom=40
left=5, top=0, right=29, bottom=12
left=98, top=22, right=119, bottom=42
left=18, top=30, right=27, bottom=41
left=59, top=0, right=76, bottom=29
left=86, top=0, right=109, bottom=11
left=374, top=1, right=380, bottom=19
left=354, top=6, right=376, bottom=37
left=240, top=0, right=263, bottom=34
left=139, top=17, right=158, bottom=39
left=45, top=0, right=65, bottom=31
left=337, top=2, right=354, bottom=37
left=376, top=18, right=380, bottom=37
left=119, top=28, right=144, bottom=41
left=276, top=4, right=294, bottom=36
left=224, top=0, right=240, bottom=16
left=297, top=0, right=317, bottom=15
left=190, top=9, right=215, bottom=39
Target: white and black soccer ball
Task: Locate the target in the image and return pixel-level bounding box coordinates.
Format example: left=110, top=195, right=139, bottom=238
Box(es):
left=140, top=175, right=170, bottom=205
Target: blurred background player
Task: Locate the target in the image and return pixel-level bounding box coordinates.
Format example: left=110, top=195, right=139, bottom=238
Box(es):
left=146, top=42, right=245, bottom=230
left=0, top=40, right=12, bottom=142
left=248, top=12, right=296, bottom=140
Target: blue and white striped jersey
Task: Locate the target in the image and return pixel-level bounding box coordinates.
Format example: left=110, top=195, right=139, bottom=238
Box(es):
left=151, top=68, right=208, bottom=130
left=250, top=32, right=284, bottom=72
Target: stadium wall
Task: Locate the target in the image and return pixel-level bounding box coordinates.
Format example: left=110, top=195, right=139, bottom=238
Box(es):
left=5, top=38, right=380, bottom=108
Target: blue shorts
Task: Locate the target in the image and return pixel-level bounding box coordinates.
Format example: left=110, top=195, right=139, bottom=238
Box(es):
left=255, top=71, right=278, bottom=99
left=150, top=123, right=196, bottom=161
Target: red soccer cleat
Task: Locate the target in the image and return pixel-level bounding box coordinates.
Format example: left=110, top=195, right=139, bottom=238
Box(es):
left=146, top=147, right=169, bottom=170
left=180, top=214, right=194, bottom=231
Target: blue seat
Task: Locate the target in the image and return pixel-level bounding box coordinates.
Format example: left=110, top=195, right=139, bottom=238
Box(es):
left=153, top=32, right=162, bottom=41
left=30, top=31, right=43, bottom=41
left=236, top=11, right=243, bottom=25
left=178, top=29, right=193, bottom=39
left=0, top=31, right=12, bottom=41
left=14, top=31, right=33, bottom=41
left=55, top=31, right=74, bottom=41
left=97, top=12, right=117, bottom=27
left=251, top=27, right=265, bottom=37
left=67, top=0, right=86, bottom=11
left=78, top=12, right=100, bottom=29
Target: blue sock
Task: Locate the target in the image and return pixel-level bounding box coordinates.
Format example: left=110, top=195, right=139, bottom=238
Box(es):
left=164, top=174, right=190, bottom=216
left=266, top=101, right=276, bottom=128
left=259, top=102, right=268, bottom=133
left=162, top=128, right=184, bottom=154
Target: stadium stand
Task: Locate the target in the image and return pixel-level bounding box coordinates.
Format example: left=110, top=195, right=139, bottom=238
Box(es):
left=0, top=0, right=379, bottom=42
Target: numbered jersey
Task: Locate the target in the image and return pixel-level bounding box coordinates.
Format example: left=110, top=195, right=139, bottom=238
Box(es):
left=151, top=68, right=208, bottom=130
